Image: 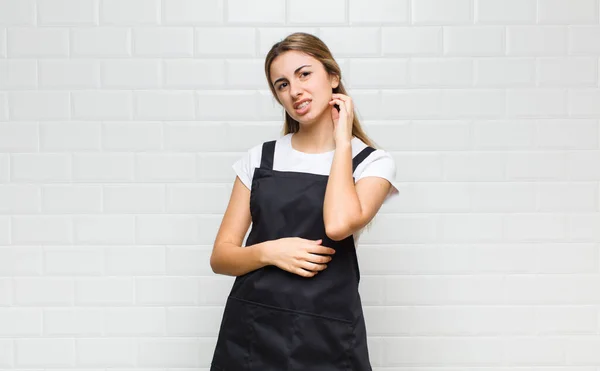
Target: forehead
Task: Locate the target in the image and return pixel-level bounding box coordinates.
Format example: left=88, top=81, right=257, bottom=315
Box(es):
left=269, top=50, right=320, bottom=80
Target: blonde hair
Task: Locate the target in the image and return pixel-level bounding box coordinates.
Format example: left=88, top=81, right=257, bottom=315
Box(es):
left=264, top=32, right=378, bottom=149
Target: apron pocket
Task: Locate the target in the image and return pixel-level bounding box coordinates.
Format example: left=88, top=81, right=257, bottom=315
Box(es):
left=211, top=296, right=252, bottom=370
left=289, top=312, right=354, bottom=370
left=247, top=300, right=295, bottom=369
left=239, top=297, right=354, bottom=371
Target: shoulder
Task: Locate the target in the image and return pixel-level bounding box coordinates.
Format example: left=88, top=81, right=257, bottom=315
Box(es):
left=352, top=137, right=399, bottom=198
left=232, top=138, right=278, bottom=190
left=246, top=134, right=284, bottom=160
left=237, top=141, right=264, bottom=168
left=351, top=137, right=394, bottom=173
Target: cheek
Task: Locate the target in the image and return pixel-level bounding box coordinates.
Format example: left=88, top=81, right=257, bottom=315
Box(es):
left=276, top=94, right=288, bottom=107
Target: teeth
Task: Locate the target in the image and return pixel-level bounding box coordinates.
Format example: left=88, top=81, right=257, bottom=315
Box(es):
left=298, top=101, right=310, bottom=109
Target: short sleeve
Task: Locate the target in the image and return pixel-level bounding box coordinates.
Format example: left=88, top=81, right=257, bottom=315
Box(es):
left=232, top=143, right=263, bottom=190
left=355, top=149, right=399, bottom=202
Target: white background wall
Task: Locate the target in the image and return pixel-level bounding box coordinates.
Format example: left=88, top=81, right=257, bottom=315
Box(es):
left=0, top=0, right=599, bottom=369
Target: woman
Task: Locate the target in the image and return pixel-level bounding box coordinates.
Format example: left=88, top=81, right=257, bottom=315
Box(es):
left=209, top=32, right=398, bottom=370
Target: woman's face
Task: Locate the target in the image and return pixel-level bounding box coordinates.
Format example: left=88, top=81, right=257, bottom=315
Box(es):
left=269, top=50, right=339, bottom=125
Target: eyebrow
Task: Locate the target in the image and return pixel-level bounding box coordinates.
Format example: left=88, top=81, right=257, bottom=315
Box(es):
left=272, top=64, right=312, bottom=87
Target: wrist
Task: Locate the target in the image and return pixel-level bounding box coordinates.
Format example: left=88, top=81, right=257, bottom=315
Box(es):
left=255, top=240, right=273, bottom=266
left=335, top=138, right=352, bottom=150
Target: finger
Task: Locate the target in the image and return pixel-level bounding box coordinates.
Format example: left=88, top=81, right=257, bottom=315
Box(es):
left=298, top=260, right=327, bottom=272
left=294, top=267, right=317, bottom=278
left=332, top=94, right=352, bottom=107
left=306, top=239, right=335, bottom=253
left=330, top=98, right=349, bottom=114
left=338, top=98, right=352, bottom=113
left=306, top=253, right=332, bottom=264
left=308, top=244, right=336, bottom=255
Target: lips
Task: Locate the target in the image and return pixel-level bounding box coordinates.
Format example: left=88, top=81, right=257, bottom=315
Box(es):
left=293, top=99, right=311, bottom=109
left=294, top=100, right=311, bottom=114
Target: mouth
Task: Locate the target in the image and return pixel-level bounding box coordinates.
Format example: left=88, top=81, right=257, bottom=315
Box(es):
left=294, top=100, right=311, bottom=114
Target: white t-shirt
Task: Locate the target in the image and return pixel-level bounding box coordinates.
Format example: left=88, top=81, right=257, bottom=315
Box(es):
left=232, top=133, right=399, bottom=243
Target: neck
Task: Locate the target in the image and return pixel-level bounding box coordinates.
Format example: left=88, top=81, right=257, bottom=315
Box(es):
left=291, top=109, right=338, bottom=154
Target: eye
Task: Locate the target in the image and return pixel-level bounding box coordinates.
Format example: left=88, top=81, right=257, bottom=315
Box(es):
left=276, top=72, right=310, bottom=91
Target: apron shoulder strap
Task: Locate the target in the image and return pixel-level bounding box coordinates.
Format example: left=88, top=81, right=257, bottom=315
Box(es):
left=260, top=140, right=276, bottom=170
left=352, top=146, right=376, bottom=173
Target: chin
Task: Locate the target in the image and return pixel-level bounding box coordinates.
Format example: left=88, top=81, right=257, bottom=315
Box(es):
left=296, top=115, right=319, bottom=127
left=293, top=106, right=325, bottom=125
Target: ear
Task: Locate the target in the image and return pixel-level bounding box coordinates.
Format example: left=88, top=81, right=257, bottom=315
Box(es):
left=330, top=74, right=340, bottom=89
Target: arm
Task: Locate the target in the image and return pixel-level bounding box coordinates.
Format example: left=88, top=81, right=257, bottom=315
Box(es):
left=323, top=142, right=392, bottom=241
left=210, top=176, right=336, bottom=277
left=210, top=176, right=271, bottom=276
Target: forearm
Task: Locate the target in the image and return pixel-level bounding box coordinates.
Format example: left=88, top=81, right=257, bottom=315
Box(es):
left=210, top=240, right=272, bottom=276
left=323, top=140, right=362, bottom=240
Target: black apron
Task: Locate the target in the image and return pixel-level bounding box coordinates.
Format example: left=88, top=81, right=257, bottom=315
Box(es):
left=210, top=139, right=375, bottom=371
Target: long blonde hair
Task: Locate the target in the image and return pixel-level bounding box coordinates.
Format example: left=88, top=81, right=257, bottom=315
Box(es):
left=264, top=32, right=377, bottom=149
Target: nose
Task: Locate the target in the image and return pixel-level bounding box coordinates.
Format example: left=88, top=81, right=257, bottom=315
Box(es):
left=290, top=82, right=302, bottom=99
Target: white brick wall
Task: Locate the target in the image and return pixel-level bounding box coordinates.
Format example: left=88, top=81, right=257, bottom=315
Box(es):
left=0, top=0, right=599, bottom=369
